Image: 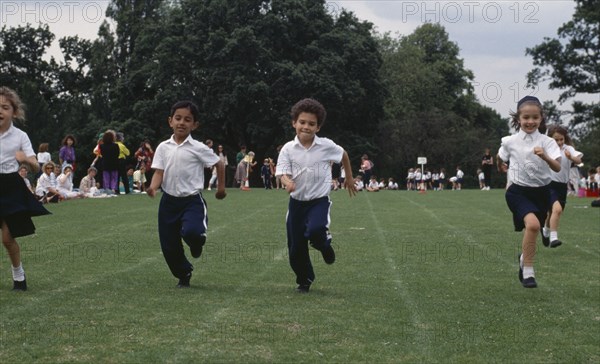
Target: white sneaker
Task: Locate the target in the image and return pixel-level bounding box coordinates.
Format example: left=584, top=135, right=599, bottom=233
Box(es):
left=207, top=187, right=212, bottom=191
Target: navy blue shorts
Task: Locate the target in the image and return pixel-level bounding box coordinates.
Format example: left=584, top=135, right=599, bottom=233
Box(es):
left=549, top=181, right=567, bottom=210
left=505, top=184, right=550, bottom=232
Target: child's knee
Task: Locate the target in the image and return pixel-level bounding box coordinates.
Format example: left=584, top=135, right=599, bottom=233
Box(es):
left=181, top=226, right=206, bottom=245
left=524, top=216, right=541, bottom=233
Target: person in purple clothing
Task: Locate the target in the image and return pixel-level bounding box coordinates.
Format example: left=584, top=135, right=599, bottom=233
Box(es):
left=99, top=131, right=120, bottom=193
left=59, top=134, right=77, bottom=174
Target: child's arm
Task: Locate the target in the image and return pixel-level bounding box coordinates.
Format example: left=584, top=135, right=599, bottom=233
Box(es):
left=496, top=154, right=508, bottom=173
left=533, top=147, right=561, bottom=172
left=16, top=151, right=39, bottom=174
left=565, top=149, right=582, bottom=165
left=214, top=160, right=227, bottom=200
left=341, top=151, right=357, bottom=197
left=147, top=169, right=163, bottom=198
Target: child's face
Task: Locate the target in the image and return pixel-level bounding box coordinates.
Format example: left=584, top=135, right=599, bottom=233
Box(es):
left=168, top=107, right=198, bottom=141
left=44, top=165, right=53, bottom=175
left=127, top=169, right=133, bottom=176
left=0, top=96, right=15, bottom=131
left=292, top=112, right=320, bottom=144
left=66, top=138, right=74, bottom=146
left=518, top=104, right=542, bottom=134
left=18, top=168, right=27, bottom=177
left=551, top=132, right=565, bottom=148
left=90, top=170, right=97, bottom=177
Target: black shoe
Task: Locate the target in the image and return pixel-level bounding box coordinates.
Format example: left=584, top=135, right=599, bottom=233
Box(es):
left=518, top=254, right=523, bottom=283
left=12, top=279, right=27, bottom=291
left=550, top=239, right=562, bottom=248
left=542, top=234, right=550, bottom=247
left=296, top=284, right=310, bottom=293
left=177, top=272, right=191, bottom=288
left=190, top=235, right=206, bottom=258
left=322, top=245, right=335, bottom=265
left=522, top=277, right=537, bottom=288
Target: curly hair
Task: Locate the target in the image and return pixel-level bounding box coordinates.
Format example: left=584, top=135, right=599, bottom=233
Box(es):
left=0, top=86, right=26, bottom=120
left=291, top=98, right=327, bottom=126
left=547, top=124, right=573, bottom=146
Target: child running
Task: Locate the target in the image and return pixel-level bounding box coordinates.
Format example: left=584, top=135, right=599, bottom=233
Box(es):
left=0, top=87, right=50, bottom=291
left=147, top=100, right=226, bottom=288
left=542, top=125, right=583, bottom=248
left=497, top=96, right=561, bottom=288
left=275, top=98, right=356, bottom=293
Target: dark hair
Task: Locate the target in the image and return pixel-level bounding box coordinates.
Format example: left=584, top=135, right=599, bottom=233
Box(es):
left=170, top=100, right=200, bottom=122
left=291, top=98, right=327, bottom=126
left=62, top=134, right=76, bottom=146
left=509, top=98, right=546, bottom=133
left=547, top=124, right=573, bottom=146
left=102, top=131, right=115, bottom=144
left=38, top=143, right=49, bottom=152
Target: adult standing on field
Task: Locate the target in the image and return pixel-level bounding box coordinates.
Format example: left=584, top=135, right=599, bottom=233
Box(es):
left=481, top=148, right=494, bottom=190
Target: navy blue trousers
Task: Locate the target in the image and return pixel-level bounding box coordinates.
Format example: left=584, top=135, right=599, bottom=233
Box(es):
left=286, top=196, right=332, bottom=286
left=158, top=192, right=208, bottom=279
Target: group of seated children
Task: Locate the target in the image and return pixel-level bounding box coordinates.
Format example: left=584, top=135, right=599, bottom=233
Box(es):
left=354, top=176, right=399, bottom=191
left=21, top=162, right=149, bottom=204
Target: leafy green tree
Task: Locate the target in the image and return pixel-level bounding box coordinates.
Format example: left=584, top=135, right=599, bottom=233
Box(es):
left=376, top=26, right=507, bottom=186
left=526, top=0, right=599, bottom=167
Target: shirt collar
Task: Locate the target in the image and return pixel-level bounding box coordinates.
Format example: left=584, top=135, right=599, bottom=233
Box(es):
left=292, top=134, right=321, bottom=149
left=0, top=123, right=15, bottom=137
left=168, top=134, right=194, bottom=145
left=518, top=129, right=540, bottom=140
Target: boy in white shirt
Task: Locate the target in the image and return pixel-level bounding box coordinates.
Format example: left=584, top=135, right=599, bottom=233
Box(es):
left=276, top=98, right=356, bottom=293
left=147, top=101, right=226, bottom=288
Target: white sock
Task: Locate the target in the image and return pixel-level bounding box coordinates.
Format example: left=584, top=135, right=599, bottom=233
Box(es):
left=550, top=231, right=558, bottom=241
left=12, top=264, right=25, bottom=281
left=523, top=266, right=535, bottom=279
left=519, top=254, right=524, bottom=268
left=543, top=227, right=550, bottom=238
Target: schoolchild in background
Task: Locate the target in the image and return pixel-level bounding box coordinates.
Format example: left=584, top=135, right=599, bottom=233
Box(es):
left=542, top=125, right=583, bottom=248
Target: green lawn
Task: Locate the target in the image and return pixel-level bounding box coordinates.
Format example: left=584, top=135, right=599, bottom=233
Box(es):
left=1, top=189, right=598, bottom=363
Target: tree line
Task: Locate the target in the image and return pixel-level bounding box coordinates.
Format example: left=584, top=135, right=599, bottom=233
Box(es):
left=1, top=0, right=597, bottom=186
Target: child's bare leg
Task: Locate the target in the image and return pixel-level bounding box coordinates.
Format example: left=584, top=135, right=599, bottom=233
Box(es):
left=1, top=221, right=21, bottom=268
left=522, top=213, right=539, bottom=268
left=549, top=201, right=562, bottom=232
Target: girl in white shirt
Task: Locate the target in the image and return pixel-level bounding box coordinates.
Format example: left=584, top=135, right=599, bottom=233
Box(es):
left=497, top=96, right=561, bottom=288
left=0, top=87, right=50, bottom=291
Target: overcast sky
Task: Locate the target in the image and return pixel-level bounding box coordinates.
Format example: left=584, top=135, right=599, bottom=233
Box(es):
left=2, top=0, right=597, bottom=118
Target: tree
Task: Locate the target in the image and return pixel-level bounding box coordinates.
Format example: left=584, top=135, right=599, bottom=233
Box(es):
left=376, top=26, right=507, bottom=185
left=526, top=0, right=599, bottom=167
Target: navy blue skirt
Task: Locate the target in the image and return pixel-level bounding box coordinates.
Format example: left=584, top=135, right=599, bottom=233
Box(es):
left=549, top=181, right=568, bottom=210
left=0, top=173, right=51, bottom=238
left=505, top=184, right=550, bottom=232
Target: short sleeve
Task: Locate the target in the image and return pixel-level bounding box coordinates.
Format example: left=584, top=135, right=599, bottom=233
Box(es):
left=497, top=136, right=510, bottom=161
left=151, top=143, right=165, bottom=170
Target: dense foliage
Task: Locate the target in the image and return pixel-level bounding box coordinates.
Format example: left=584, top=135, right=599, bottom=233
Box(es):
left=1, top=0, right=595, bottom=184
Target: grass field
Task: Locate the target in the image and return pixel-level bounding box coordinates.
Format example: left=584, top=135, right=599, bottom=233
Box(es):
left=1, top=188, right=598, bottom=363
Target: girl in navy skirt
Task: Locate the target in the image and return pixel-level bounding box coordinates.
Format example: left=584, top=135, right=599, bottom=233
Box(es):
left=542, top=125, right=583, bottom=248
left=497, top=96, right=561, bottom=288
left=0, top=87, right=50, bottom=291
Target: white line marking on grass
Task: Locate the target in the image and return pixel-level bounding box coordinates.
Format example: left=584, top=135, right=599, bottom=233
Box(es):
left=364, top=194, right=433, bottom=355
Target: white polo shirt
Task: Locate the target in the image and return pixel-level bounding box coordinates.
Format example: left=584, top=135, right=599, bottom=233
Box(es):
left=275, top=135, right=344, bottom=201
left=552, top=145, right=582, bottom=184
left=0, top=124, right=35, bottom=174
left=152, top=134, right=219, bottom=197
left=498, top=129, right=561, bottom=187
